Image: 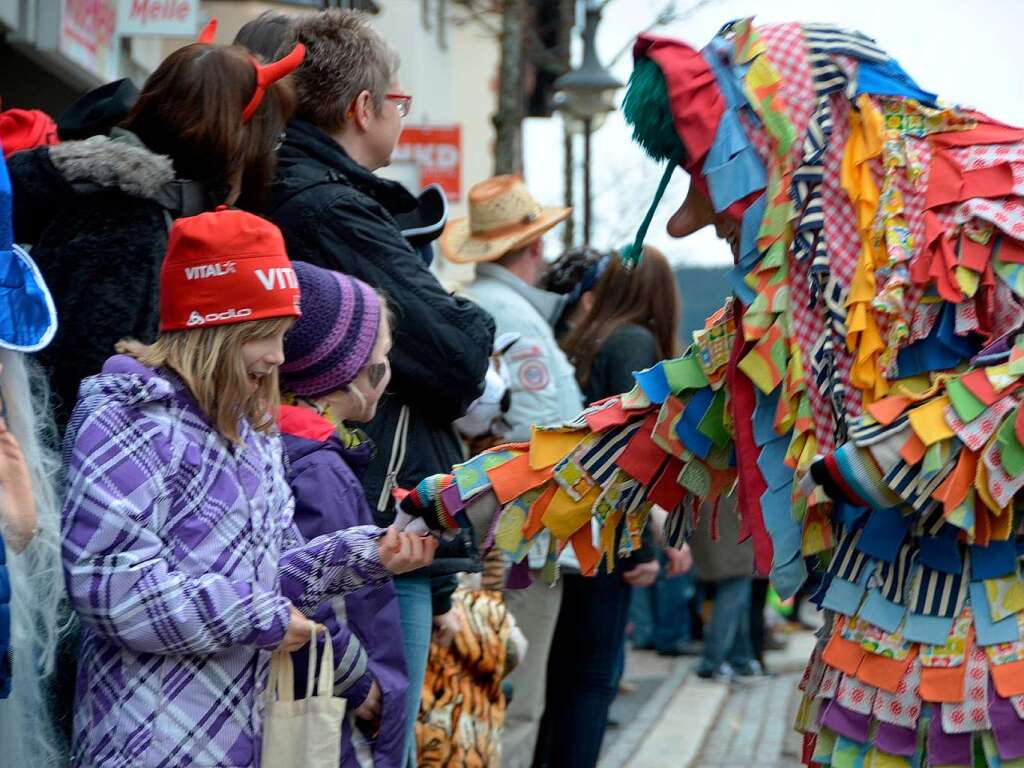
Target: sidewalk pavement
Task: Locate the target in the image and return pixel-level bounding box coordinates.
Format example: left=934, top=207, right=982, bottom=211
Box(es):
left=600, top=629, right=817, bottom=768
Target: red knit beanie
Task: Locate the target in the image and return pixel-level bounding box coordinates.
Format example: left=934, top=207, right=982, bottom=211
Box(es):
left=159, top=207, right=301, bottom=331
left=0, top=108, right=58, bottom=157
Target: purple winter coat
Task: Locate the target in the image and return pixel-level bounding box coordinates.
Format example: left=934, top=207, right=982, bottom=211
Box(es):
left=61, top=356, right=391, bottom=768
left=280, top=405, right=408, bottom=768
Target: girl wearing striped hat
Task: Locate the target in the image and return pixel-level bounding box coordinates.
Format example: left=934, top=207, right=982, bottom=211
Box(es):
left=277, top=261, right=435, bottom=767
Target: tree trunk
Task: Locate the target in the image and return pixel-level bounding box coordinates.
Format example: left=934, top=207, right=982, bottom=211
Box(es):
left=493, top=0, right=524, bottom=175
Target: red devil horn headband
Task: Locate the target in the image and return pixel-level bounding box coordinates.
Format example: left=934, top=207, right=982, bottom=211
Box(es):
left=197, top=17, right=217, bottom=44
left=242, top=43, right=306, bottom=123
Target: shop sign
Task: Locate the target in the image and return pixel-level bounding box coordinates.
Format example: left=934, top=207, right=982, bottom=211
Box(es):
left=60, top=0, right=119, bottom=80
left=118, top=0, right=198, bottom=37
left=394, top=125, right=462, bottom=200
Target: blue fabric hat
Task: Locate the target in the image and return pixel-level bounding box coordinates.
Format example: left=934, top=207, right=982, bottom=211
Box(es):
left=0, top=144, right=57, bottom=351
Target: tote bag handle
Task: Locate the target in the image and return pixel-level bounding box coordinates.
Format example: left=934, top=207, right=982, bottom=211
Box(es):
left=266, top=624, right=334, bottom=703
left=261, top=621, right=345, bottom=768
left=311, top=626, right=334, bottom=698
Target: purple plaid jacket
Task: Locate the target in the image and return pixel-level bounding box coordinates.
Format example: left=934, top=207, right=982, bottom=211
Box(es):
left=61, top=356, right=391, bottom=767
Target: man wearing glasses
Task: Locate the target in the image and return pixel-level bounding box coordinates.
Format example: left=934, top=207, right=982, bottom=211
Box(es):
left=266, top=10, right=495, bottom=768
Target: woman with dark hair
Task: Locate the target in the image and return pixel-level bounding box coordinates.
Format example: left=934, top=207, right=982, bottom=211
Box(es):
left=7, top=39, right=302, bottom=431
left=233, top=9, right=295, bottom=61
left=558, top=245, right=681, bottom=401
left=532, top=245, right=687, bottom=768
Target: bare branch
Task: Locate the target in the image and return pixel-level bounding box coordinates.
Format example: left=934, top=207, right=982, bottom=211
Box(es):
left=524, top=24, right=569, bottom=76
left=607, top=0, right=721, bottom=66
left=447, top=0, right=502, bottom=36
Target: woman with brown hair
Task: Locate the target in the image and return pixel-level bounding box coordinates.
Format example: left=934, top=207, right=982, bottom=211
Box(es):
left=558, top=245, right=681, bottom=404
left=7, top=37, right=302, bottom=432
left=532, top=245, right=686, bottom=768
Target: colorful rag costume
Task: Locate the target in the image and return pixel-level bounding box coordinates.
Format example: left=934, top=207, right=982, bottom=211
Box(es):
left=626, top=20, right=1024, bottom=767
left=395, top=18, right=1024, bottom=767
left=634, top=20, right=1024, bottom=766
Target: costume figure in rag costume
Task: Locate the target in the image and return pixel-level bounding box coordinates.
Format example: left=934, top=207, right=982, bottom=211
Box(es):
left=0, top=137, right=67, bottom=766
left=388, top=18, right=1024, bottom=767
left=617, top=18, right=1024, bottom=767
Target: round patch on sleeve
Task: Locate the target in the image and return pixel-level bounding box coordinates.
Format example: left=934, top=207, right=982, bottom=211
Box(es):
left=517, top=359, right=550, bottom=391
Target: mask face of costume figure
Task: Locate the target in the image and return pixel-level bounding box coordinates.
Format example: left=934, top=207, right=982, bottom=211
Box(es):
left=666, top=179, right=740, bottom=257
left=454, top=332, right=519, bottom=444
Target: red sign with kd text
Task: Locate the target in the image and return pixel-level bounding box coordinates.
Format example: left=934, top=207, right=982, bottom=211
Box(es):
left=394, top=125, right=461, bottom=201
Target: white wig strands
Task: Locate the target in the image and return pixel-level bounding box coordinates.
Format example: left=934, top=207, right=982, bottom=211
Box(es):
left=0, top=350, right=69, bottom=767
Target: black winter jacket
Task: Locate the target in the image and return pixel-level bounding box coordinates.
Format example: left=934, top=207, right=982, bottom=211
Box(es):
left=9, top=132, right=215, bottom=430
left=267, top=120, right=495, bottom=589
left=584, top=323, right=659, bottom=569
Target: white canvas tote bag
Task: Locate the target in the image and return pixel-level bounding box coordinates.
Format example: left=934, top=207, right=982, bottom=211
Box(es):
left=261, top=626, right=346, bottom=767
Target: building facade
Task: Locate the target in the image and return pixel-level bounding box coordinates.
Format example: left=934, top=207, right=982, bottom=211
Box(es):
left=0, top=0, right=498, bottom=262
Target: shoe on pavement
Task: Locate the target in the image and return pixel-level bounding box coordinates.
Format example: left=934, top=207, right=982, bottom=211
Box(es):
left=656, top=640, right=702, bottom=657
left=733, top=660, right=773, bottom=681
left=695, top=663, right=737, bottom=684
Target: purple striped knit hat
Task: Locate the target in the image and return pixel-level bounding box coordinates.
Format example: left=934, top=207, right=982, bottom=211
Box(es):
left=281, top=262, right=382, bottom=397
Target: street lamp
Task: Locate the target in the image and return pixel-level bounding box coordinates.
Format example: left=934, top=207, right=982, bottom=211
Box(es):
left=554, top=0, right=623, bottom=244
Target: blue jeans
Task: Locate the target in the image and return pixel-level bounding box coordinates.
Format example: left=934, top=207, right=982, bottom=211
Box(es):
left=629, top=554, right=696, bottom=651
left=534, top=571, right=632, bottom=768
left=698, top=576, right=755, bottom=675
left=395, top=575, right=432, bottom=767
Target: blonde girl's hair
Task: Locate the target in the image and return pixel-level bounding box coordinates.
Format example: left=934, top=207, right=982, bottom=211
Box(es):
left=121, top=316, right=294, bottom=443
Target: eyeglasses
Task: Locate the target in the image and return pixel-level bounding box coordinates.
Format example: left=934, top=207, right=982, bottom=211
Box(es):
left=385, top=93, right=412, bottom=118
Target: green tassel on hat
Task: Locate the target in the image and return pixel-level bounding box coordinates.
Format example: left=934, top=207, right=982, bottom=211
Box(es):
left=622, top=57, right=685, bottom=165
left=619, top=162, right=676, bottom=268
left=619, top=57, right=685, bottom=267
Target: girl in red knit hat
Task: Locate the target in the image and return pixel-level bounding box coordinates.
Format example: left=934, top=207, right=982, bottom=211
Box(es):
left=60, top=207, right=435, bottom=768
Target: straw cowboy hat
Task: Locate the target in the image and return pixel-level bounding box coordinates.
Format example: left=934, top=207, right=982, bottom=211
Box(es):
left=440, top=175, right=571, bottom=264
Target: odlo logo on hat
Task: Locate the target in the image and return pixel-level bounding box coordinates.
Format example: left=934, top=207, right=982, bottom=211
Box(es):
left=187, top=308, right=254, bottom=327
left=160, top=207, right=301, bottom=332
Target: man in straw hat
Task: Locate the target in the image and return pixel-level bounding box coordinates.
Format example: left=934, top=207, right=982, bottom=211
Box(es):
left=440, top=174, right=581, bottom=768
